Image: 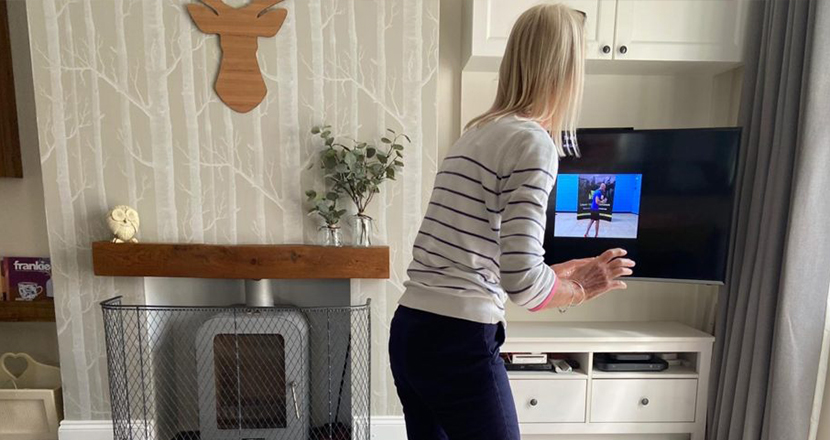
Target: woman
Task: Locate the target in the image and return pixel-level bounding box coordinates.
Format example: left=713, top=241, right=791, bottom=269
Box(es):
left=389, top=4, right=635, bottom=440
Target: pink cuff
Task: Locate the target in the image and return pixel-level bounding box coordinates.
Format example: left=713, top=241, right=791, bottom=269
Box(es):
left=529, top=277, right=559, bottom=312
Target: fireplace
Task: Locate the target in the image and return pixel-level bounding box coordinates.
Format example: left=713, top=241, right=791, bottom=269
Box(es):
left=101, top=297, right=370, bottom=440
left=196, top=310, right=309, bottom=439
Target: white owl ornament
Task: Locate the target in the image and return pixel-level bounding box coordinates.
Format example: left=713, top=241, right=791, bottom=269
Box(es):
left=107, top=205, right=140, bottom=243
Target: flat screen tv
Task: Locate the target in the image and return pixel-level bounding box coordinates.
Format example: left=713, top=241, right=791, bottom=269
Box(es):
left=544, top=128, right=741, bottom=284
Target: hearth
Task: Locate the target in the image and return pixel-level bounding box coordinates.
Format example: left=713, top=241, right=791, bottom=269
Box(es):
left=101, top=297, right=369, bottom=440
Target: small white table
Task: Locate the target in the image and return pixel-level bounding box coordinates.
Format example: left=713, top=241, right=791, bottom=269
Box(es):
left=503, top=321, right=714, bottom=440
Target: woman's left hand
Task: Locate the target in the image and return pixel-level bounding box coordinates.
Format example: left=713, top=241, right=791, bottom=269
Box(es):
left=551, top=258, right=594, bottom=279
left=541, top=258, right=595, bottom=310
left=547, top=250, right=635, bottom=310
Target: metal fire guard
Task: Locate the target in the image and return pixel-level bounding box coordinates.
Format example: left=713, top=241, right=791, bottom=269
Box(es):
left=101, top=297, right=370, bottom=440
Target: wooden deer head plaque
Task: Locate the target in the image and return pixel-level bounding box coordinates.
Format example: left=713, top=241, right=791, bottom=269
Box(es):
left=187, top=0, right=287, bottom=113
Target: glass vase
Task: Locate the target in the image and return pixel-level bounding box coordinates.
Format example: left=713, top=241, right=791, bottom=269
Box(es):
left=319, top=225, right=343, bottom=247
left=352, top=214, right=373, bottom=247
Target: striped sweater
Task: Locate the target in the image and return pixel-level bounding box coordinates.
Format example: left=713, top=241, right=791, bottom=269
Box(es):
left=399, top=115, right=559, bottom=325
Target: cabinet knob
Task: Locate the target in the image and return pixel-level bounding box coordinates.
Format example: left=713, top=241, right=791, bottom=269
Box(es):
left=530, top=399, right=538, bottom=407
left=602, top=45, right=611, bottom=54
left=619, top=45, right=628, bottom=55
left=640, top=398, right=650, bottom=406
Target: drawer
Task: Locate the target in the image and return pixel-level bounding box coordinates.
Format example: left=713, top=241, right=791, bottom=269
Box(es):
left=591, top=379, right=697, bottom=423
left=510, top=380, right=587, bottom=423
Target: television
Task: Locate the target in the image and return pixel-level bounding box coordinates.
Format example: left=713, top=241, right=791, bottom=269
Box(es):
left=544, top=128, right=741, bottom=284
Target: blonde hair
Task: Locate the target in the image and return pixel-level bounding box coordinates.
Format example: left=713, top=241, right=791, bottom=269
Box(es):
left=465, top=4, right=586, bottom=157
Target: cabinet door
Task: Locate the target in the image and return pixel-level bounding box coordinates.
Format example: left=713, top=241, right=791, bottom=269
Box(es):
left=614, top=0, right=747, bottom=62
left=591, top=379, right=698, bottom=423
left=471, top=0, right=617, bottom=61
left=511, top=379, right=587, bottom=423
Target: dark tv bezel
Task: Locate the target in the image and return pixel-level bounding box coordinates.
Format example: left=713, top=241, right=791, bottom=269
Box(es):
left=550, top=126, right=741, bottom=285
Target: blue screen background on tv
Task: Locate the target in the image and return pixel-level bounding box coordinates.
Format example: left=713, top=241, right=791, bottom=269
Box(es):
left=555, top=174, right=641, bottom=214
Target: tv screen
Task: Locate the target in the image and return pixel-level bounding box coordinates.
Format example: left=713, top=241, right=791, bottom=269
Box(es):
left=544, top=128, right=741, bottom=284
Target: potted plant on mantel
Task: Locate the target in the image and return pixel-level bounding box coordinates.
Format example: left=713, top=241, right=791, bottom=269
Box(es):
left=308, top=125, right=408, bottom=246
left=305, top=190, right=347, bottom=247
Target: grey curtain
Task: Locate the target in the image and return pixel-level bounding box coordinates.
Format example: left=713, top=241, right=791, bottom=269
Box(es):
left=708, top=0, right=830, bottom=440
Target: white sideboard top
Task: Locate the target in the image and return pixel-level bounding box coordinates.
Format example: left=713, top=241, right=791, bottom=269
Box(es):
left=505, top=321, right=714, bottom=344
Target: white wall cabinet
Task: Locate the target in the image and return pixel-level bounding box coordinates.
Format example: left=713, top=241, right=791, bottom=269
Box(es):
left=614, top=0, right=746, bottom=62
left=463, top=0, right=747, bottom=70
left=464, top=0, right=617, bottom=67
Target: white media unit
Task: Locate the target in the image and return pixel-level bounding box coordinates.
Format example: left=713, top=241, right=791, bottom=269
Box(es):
left=503, top=321, right=714, bottom=440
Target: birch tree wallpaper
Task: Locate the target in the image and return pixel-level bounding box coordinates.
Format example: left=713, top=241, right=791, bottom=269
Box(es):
left=26, top=0, right=439, bottom=420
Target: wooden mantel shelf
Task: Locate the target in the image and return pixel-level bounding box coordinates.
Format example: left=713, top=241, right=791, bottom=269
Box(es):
left=92, top=242, right=389, bottom=280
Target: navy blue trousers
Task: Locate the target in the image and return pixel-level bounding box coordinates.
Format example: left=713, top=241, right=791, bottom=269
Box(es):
left=389, top=306, right=520, bottom=440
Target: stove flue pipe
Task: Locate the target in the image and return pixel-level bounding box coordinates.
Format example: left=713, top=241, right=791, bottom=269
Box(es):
left=244, top=279, right=274, bottom=307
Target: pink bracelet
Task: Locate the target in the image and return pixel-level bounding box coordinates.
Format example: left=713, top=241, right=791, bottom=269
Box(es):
left=529, top=278, right=559, bottom=312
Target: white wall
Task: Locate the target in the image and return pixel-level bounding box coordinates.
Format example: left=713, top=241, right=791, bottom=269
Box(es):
left=507, top=281, right=718, bottom=330
left=819, top=363, right=830, bottom=440
left=816, top=282, right=830, bottom=439
left=0, top=0, right=58, bottom=367
left=461, top=70, right=741, bottom=131
left=438, top=0, right=463, bottom=157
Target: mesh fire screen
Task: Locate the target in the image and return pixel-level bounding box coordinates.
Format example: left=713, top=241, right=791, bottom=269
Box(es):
left=101, top=297, right=370, bottom=440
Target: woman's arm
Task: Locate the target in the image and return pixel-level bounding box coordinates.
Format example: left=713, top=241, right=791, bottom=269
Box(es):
left=498, top=130, right=635, bottom=311
left=498, top=130, right=559, bottom=311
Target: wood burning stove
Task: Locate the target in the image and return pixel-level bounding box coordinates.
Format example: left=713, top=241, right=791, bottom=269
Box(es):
left=196, top=310, right=309, bottom=440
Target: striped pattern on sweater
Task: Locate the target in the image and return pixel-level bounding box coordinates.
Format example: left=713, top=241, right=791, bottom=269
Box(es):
left=399, top=115, right=559, bottom=325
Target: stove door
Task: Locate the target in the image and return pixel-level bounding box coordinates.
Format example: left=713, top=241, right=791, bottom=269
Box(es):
left=197, top=311, right=309, bottom=440
left=214, top=334, right=287, bottom=430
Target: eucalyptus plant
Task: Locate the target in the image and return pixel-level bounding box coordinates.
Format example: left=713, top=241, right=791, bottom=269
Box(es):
left=310, top=125, right=408, bottom=216
left=305, top=189, right=347, bottom=228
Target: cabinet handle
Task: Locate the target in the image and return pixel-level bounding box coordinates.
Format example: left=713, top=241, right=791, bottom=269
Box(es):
left=640, top=397, right=650, bottom=406
left=602, top=45, right=611, bottom=54
left=530, top=398, right=538, bottom=407
left=619, top=45, right=628, bottom=55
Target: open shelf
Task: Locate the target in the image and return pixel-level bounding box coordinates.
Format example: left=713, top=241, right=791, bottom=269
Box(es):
left=591, top=364, right=698, bottom=379
left=92, top=242, right=390, bottom=280
left=504, top=352, right=590, bottom=380
left=0, top=301, right=56, bottom=322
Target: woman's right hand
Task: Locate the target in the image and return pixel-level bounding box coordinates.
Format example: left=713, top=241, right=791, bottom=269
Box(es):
left=553, top=248, right=635, bottom=304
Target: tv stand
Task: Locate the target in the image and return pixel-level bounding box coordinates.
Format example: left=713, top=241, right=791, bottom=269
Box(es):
left=503, top=321, right=714, bottom=440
